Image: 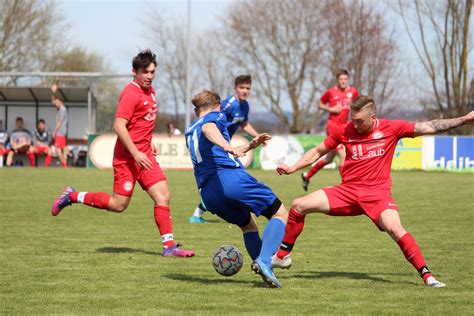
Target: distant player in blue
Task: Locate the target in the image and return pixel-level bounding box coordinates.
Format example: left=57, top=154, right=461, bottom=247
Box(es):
left=186, top=90, right=288, bottom=288
left=189, top=75, right=264, bottom=224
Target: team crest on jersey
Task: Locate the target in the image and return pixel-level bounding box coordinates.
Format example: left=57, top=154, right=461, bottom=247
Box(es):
left=347, top=92, right=353, bottom=98
left=123, top=181, right=133, bottom=192
left=372, top=131, right=384, bottom=139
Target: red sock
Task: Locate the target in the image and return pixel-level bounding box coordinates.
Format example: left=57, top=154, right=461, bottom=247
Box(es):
left=276, top=208, right=306, bottom=259
left=27, top=152, right=36, bottom=167
left=69, top=192, right=111, bottom=210
left=61, top=161, right=67, bottom=168
left=154, top=205, right=174, bottom=249
left=305, top=160, right=326, bottom=180
left=338, top=165, right=344, bottom=177
left=45, top=154, right=52, bottom=167
left=397, top=233, right=432, bottom=282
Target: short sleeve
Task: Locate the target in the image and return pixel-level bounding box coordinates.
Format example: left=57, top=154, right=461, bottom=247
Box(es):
left=204, top=112, right=227, bottom=132
left=390, top=120, right=415, bottom=139
left=320, top=90, right=331, bottom=104
left=221, top=99, right=233, bottom=119
left=116, top=90, right=138, bottom=121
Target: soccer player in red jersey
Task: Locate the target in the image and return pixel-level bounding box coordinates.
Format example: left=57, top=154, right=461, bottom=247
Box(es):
left=51, top=50, right=194, bottom=257
left=301, top=69, right=358, bottom=191
left=274, top=95, right=474, bottom=287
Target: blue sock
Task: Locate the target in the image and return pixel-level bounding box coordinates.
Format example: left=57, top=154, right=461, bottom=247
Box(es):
left=259, top=218, right=286, bottom=265
left=243, top=231, right=262, bottom=260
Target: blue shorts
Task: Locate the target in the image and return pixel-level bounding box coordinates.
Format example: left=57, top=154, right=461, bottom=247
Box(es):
left=200, top=168, right=281, bottom=227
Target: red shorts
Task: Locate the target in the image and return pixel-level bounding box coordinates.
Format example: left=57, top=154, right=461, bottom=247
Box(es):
left=0, top=146, right=10, bottom=156
left=54, top=135, right=67, bottom=149
left=113, top=157, right=167, bottom=196
left=34, top=146, right=50, bottom=155
left=322, top=183, right=398, bottom=229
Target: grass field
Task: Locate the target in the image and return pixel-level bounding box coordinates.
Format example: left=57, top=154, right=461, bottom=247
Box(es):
left=0, top=168, right=473, bottom=314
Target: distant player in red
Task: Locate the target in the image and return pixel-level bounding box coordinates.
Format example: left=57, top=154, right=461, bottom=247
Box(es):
left=51, top=50, right=194, bottom=257
left=274, top=95, right=474, bottom=287
left=301, top=69, right=358, bottom=191
left=28, top=119, right=53, bottom=167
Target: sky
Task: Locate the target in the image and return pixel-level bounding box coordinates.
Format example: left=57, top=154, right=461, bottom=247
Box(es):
left=58, top=0, right=233, bottom=74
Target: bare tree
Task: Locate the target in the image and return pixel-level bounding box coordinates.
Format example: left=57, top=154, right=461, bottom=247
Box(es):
left=321, top=0, right=400, bottom=117
left=0, top=0, right=64, bottom=82
left=398, top=0, right=473, bottom=134
left=221, top=0, right=325, bottom=133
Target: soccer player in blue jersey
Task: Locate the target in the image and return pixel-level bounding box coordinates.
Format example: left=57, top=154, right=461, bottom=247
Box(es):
left=186, top=90, right=288, bottom=288
left=188, top=75, right=263, bottom=223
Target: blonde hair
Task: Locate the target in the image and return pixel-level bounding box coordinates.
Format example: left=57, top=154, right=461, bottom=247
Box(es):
left=351, top=95, right=376, bottom=113
left=191, top=90, right=221, bottom=110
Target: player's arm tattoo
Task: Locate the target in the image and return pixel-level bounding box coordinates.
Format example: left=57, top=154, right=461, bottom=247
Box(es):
left=414, top=117, right=465, bottom=135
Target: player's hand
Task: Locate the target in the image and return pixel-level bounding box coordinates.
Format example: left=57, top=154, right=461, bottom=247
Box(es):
left=151, top=142, right=159, bottom=156
left=331, top=104, right=342, bottom=114
left=250, top=133, right=272, bottom=149
left=133, top=151, right=153, bottom=170
left=51, top=84, right=58, bottom=94
left=276, top=163, right=296, bottom=175
left=224, top=145, right=245, bottom=158
left=464, top=111, right=474, bottom=123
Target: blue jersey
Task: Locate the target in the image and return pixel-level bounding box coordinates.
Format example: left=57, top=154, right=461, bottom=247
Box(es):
left=221, top=95, right=249, bottom=138
left=185, top=111, right=243, bottom=188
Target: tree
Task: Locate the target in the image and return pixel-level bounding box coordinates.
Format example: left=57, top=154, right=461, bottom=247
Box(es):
left=221, top=0, right=326, bottom=133
left=398, top=0, right=473, bottom=134
left=0, top=0, right=64, bottom=80
left=321, top=0, right=400, bottom=117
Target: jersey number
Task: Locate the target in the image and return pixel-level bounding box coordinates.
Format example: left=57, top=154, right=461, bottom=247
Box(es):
left=187, top=129, right=202, bottom=163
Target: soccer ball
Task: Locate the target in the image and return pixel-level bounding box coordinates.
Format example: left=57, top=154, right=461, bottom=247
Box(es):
left=212, top=245, right=243, bottom=277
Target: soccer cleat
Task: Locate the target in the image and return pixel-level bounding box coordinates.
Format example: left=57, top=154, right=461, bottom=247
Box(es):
left=162, top=243, right=195, bottom=257
left=51, top=186, right=75, bottom=216
left=301, top=173, right=309, bottom=191
left=425, top=276, right=446, bottom=288
left=251, top=258, right=282, bottom=288
left=188, top=215, right=208, bottom=224
left=271, top=254, right=292, bottom=269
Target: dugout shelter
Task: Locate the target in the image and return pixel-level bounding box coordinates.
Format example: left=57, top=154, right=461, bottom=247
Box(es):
left=0, top=86, right=97, bottom=141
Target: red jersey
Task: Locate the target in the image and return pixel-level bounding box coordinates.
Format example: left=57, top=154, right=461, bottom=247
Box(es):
left=320, top=86, right=359, bottom=131
left=323, top=119, right=415, bottom=189
left=113, top=81, right=157, bottom=164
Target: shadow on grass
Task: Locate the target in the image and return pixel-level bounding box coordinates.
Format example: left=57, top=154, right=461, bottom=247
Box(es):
left=163, top=273, right=266, bottom=287
left=288, top=271, right=419, bottom=286
left=96, top=247, right=162, bottom=256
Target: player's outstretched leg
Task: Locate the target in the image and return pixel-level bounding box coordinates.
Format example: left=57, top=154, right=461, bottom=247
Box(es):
left=52, top=189, right=118, bottom=216
left=251, top=204, right=288, bottom=288
left=273, top=190, right=331, bottom=269
left=188, top=202, right=208, bottom=224
left=272, top=208, right=305, bottom=269
left=379, top=209, right=446, bottom=287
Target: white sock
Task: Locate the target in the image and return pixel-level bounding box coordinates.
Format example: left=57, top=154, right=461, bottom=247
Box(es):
left=0, top=156, right=3, bottom=167
left=193, top=206, right=205, bottom=217
left=77, top=192, right=88, bottom=204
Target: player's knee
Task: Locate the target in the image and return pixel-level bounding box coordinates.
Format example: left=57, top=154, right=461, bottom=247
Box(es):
left=153, top=192, right=170, bottom=205
left=240, top=219, right=258, bottom=233
left=291, top=198, right=307, bottom=214
left=383, top=223, right=406, bottom=240
left=109, top=201, right=128, bottom=213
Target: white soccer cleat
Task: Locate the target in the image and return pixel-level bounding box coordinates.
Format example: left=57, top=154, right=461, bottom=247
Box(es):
left=425, top=276, right=446, bottom=288
left=271, top=254, right=292, bottom=269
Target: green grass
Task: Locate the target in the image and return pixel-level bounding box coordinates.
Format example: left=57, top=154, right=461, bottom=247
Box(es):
left=0, top=168, right=473, bottom=314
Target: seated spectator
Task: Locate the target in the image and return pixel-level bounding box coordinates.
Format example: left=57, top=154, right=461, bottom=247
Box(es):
left=166, top=121, right=182, bottom=137
left=0, top=120, right=10, bottom=167
left=6, top=117, right=33, bottom=167
left=28, top=118, right=53, bottom=167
